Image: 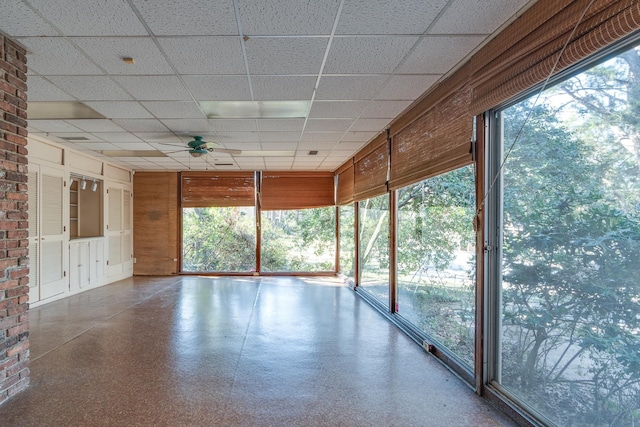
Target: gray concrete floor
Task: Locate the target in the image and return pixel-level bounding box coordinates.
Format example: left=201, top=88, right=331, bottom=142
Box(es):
left=0, top=276, right=515, bottom=426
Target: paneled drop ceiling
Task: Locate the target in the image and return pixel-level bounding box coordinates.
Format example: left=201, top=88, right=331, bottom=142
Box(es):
left=1, top=0, right=536, bottom=171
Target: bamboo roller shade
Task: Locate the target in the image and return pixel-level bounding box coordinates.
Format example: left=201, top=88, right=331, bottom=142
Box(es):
left=353, top=134, right=388, bottom=201
left=336, top=0, right=640, bottom=197
left=336, top=160, right=355, bottom=205
left=181, top=172, right=255, bottom=207
left=261, top=172, right=335, bottom=210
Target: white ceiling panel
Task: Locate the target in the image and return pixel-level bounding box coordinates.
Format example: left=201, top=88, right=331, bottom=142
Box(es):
left=0, top=2, right=59, bottom=36
left=115, top=76, right=191, bottom=101
left=331, top=141, right=368, bottom=151
left=85, top=102, right=153, bottom=119
left=244, top=38, right=328, bottom=75
left=305, top=119, right=354, bottom=132
left=130, top=0, right=239, bottom=36
left=252, top=76, right=317, bottom=101
left=239, top=0, right=340, bottom=36
left=112, top=142, right=154, bottom=150
left=27, top=120, right=83, bottom=133
left=350, top=118, right=392, bottom=132
left=341, top=131, right=378, bottom=142
left=89, top=133, right=143, bottom=142
left=376, top=75, right=441, bottom=100
left=47, top=76, right=132, bottom=101
left=25, top=76, right=75, bottom=101
left=261, top=142, right=299, bottom=151
left=209, top=119, right=258, bottom=132
left=142, top=101, right=204, bottom=119
left=360, top=100, right=412, bottom=119
left=336, top=0, right=449, bottom=35
left=309, top=101, right=368, bottom=119
left=158, top=37, right=246, bottom=74
left=430, top=0, right=531, bottom=35
left=26, top=0, right=146, bottom=36
left=315, top=76, right=388, bottom=100
left=182, top=75, right=252, bottom=101
left=216, top=132, right=260, bottom=142
left=114, top=120, right=169, bottom=132
left=65, top=120, right=125, bottom=132
left=224, top=142, right=262, bottom=150
left=160, top=119, right=211, bottom=133
left=397, top=35, right=486, bottom=74
left=300, top=132, right=344, bottom=143
left=264, top=158, right=294, bottom=169
left=324, top=36, right=418, bottom=74
left=258, top=119, right=305, bottom=132
left=72, top=142, right=121, bottom=150
left=73, top=37, right=174, bottom=75
left=259, top=132, right=301, bottom=142
left=139, top=134, right=184, bottom=144
left=234, top=158, right=266, bottom=169
left=18, top=38, right=103, bottom=75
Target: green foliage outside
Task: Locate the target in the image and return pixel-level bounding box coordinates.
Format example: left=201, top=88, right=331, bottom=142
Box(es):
left=338, top=204, right=355, bottom=280
left=499, top=46, right=640, bottom=426
left=358, top=195, right=390, bottom=304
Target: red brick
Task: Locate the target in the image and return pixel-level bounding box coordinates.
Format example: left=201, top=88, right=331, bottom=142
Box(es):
left=5, top=285, right=28, bottom=298
left=7, top=322, right=29, bottom=339
left=6, top=339, right=28, bottom=357
left=0, top=315, right=18, bottom=330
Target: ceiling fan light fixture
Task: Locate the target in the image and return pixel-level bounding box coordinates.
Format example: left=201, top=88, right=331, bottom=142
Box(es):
left=189, top=148, right=207, bottom=158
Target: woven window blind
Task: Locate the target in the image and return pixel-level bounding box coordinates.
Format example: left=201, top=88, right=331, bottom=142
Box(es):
left=336, top=160, right=354, bottom=205
left=470, top=0, right=640, bottom=114
left=181, top=172, right=255, bottom=207
left=261, top=172, right=335, bottom=210
left=353, top=134, right=389, bottom=201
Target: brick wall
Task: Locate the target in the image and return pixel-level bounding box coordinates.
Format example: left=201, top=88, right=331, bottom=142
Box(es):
left=0, top=35, right=30, bottom=404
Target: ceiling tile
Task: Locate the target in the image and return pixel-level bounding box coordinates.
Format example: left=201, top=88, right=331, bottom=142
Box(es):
left=261, top=142, right=299, bottom=151
left=209, top=119, right=258, bottom=132
left=27, top=120, right=83, bottom=133
left=112, top=142, right=154, bottom=150
left=259, top=132, right=301, bottom=142
left=85, top=102, right=153, bottom=119
left=0, top=2, right=59, bottom=36
left=336, top=0, right=448, bottom=35
left=397, top=35, right=485, bottom=74
left=305, top=119, right=354, bottom=132
left=71, top=142, right=121, bottom=150
left=309, top=101, right=368, bottom=118
left=216, top=132, right=260, bottom=142
left=130, top=0, right=239, bottom=36
left=324, top=36, right=418, bottom=74
left=360, top=100, right=412, bottom=119
left=113, top=120, right=169, bottom=132
left=252, top=76, right=317, bottom=101
left=115, top=76, right=191, bottom=101
left=376, top=75, right=440, bottom=100
left=65, top=120, right=125, bottom=132
left=182, top=75, right=251, bottom=101
left=239, top=0, right=340, bottom=35
left=315, top=76, right=388, bottom=100
left=26, top=76, right=75, bottom=101
left=264, top=158, right=294, bottom=168
left=26, top=0, right=146, bottom=36
left=297, top=141, right=337, bottom=150
left=18, top=38, right=103, bottom=75
left=244, top=38, right=327, bottom=75
left=430, top=0, right=531, bottom=34
left=158, top=37, right=246, bottom=74
left=160, top=119, right=211, bottom=133
left=73, top=37, right=174, bottom=75
left=341, top=131, right=379, bottom=142
left=349, top=118, right=391, bottom=132
left=301, top=132, right=344, bottom=143
left=332, top=141, right=367, bottom=151
left=139, top=134, right=184, bottom=144
left=90, top=133, right=143, bottom=143
left=257, top=119, right=305, bottom=132
left=225, top=142, right=262, bottom=150
left=47, top=76, right=132, bottom=101
left=142, top=102, right=204, bottom=119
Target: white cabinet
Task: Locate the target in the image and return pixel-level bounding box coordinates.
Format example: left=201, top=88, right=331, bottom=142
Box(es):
left=28, top=164, right=67, bottom=303
left=69, top=238, right=105, bottom=290
left=106, top=185, right=132, bottom=277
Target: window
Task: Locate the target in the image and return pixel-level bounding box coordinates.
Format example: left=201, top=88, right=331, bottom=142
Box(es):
left=182, top=207, right=256, bottom=272
left=492, top=43, right=640, bottom=426
left=261, top=207, right=335, bottom=272
left=338, top=204, right=355, bottom=282
left=358, top=194, right=390, bottom=306
left=396, top=166, right=476, bottom=368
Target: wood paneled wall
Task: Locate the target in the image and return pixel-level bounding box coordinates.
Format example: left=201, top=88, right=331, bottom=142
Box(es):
left=133, top=172, right=179, bottom=275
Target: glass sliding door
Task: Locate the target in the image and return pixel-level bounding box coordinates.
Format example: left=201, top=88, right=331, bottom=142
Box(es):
left=358, top=194, right=390, bottom=307
left=396, top=166, right=476, bottom=368
left=182, top=207, right=256, bottom=272
left=338, top=204, right=355, bottom=282
left=261, top=207, right=335, bottom=272
left=493, top=43, right=640, bottom=426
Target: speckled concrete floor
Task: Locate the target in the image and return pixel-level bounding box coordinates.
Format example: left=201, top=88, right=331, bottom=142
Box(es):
left=0, top=276, right=515, bottom=426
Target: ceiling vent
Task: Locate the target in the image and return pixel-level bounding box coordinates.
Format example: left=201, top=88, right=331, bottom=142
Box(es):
left=59, top=136, right=90, bottom=141
left=308, top=150, right=318, bottom=156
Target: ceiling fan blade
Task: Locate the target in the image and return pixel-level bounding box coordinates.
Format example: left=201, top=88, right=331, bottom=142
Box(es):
left=162, top=149, right=188, bottom=154
left=157, top=142, right=187, bottom=148
left=210, top=148, right=242, bottom=155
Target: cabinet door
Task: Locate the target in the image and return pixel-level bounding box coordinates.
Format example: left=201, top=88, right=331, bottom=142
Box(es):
left=27, top=170, right=40, bottom=303
left=106, top=185, right=132, bottom=277
left=40, top=166, right=67, bottom=300
left=89, top=239, right=105, bottom=286
left=69, top=241, right=89, bottom=290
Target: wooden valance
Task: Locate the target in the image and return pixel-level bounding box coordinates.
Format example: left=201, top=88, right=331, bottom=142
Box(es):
left=336, top=160, right=354, bottom=205
left=353, top=134, right=388, bottom=201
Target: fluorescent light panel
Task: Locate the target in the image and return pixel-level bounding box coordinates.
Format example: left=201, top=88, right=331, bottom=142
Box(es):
left=29, top=102, right=105, bottom=119
left=202, top=101, right=309, bottom=119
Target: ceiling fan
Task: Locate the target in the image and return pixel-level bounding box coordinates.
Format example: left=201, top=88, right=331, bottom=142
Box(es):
left=161, top=136, right=242, bottom=158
